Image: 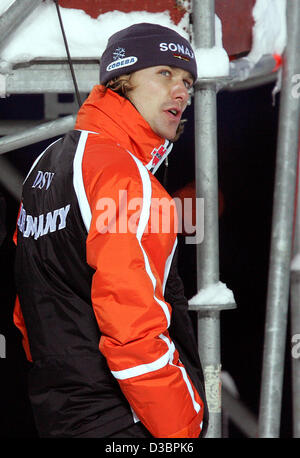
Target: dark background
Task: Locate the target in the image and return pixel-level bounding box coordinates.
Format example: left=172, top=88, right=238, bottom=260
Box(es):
left=0, top=81, right=293, bottom=437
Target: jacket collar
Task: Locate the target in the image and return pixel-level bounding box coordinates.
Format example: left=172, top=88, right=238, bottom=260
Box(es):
left=75, top=85, right=173, bottom=174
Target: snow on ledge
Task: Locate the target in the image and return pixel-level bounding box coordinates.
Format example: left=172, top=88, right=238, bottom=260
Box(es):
left=0, top=0, right=287, bottom=80
left=0, top=1, right=189, bottom=64
left=195, top=46, right=229, bottom=78
left=247, top=0, right=287, bottom=64
left=188, top=281, right=235, bottom=306
left=0, top=0, right=228, bottom=78
left=193, top=15, right=229, bottom=78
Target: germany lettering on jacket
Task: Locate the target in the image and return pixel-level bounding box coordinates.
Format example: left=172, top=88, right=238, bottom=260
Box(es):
left=17, top=202, right=70, bottom=240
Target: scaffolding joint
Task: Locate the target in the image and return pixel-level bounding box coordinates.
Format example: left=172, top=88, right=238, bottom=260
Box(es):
left=0, top=59, right=13, bottom=98
left=195, top=76, right=232, bottom=91
left=189, top=301, right=237, bottom=313
left=0, top=73, right=7, bottom=98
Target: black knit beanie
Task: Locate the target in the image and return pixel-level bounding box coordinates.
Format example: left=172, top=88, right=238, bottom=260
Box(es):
left=99, top=23, right=197, bottom=84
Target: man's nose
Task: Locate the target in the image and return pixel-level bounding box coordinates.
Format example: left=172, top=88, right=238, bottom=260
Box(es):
left=171, top=80, right=189, bottom=104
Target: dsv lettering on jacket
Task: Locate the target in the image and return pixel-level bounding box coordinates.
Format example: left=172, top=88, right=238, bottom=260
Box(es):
left=32, top=170, right=55, bottom=190
left=17, top=203, right=70, bottom=240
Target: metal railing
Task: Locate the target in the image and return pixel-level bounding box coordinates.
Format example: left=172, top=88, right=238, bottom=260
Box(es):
left=257, top=0, right=300, bottom=438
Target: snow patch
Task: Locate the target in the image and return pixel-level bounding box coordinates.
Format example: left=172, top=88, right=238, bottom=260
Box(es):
left=189, top=281, right=235, bottom=306
left=0, top=0, right=287, bottom=79
left=195, top=46, right=229, bottom=78
left=0, top=1, right=189, bottom=64
left=248, top=0, right=287, bottom=64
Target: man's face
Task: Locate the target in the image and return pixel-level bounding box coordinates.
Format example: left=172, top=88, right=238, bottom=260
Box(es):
left=127, top=66, right=193, bottom=141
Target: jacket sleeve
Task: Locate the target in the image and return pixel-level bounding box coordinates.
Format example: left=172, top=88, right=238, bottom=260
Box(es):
left=83, top=144, right=205, bottom=438
left=165, top=245, right=209, bottom=436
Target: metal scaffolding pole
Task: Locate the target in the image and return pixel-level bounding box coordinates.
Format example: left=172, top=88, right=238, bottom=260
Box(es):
left=291, top=151, right=300, bottom=438
left=258, top=0, right=300, bottom=438
left=0, top=0, right=43, bottom=47
left=192, top=0, right=235, bottom=438
left=0, top=115, right=76, bottom=155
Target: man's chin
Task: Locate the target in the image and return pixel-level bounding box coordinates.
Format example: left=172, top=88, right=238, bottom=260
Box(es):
left=161, top=129, right=177, bottom=142
left=166, top=135, right=176, bottom=142
left=152, top=125, right=177, bottom=142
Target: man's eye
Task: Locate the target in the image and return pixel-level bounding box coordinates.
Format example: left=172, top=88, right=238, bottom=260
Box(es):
left=184, top=80, right=192, bottom=89
left=160, top=70, right=171, bottom=77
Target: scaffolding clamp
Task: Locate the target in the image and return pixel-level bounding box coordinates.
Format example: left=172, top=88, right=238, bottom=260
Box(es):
left=0, top=74, right=7, bottom=98
left=0, top=60, right=12, bottom=98
left=189, top=301, right=236, bottom=313
left=195, top=76, right=232, bottom=92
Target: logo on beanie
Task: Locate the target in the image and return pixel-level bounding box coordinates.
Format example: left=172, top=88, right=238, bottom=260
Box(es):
left=113, top=47, right=126, bottom=60
left=107, top=56, right=138, bottom=72
left=159, top=42, right=194, bottom=59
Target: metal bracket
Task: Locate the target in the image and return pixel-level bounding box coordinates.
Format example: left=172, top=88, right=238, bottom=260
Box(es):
left=188, top=301, right=237, bottom=312
left=195, top=76, right=232, bottom=90
left=0, top=73, right=7, bottom=98
left=5, top=60, right=99, bottom=94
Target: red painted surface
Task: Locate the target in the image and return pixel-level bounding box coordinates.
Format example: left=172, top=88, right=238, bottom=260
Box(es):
left=59, top=0, right=186, bottom=25
left=215, top=0, right=255, bottom=57
left=58, top=0, right=255, bottom=56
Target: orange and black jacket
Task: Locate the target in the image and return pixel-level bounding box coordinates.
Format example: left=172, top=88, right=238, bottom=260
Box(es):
left=14, top=86, right=208, bottom=438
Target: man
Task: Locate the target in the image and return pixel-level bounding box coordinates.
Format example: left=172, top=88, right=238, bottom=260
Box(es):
left=14, top=23, right=208, bottom=438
